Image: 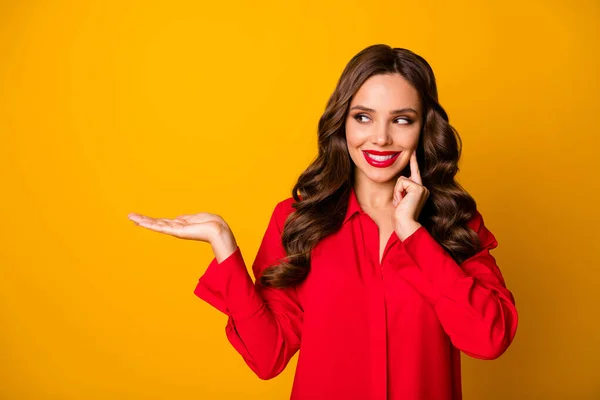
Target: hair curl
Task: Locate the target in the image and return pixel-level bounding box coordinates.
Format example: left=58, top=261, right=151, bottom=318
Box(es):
left=259, top=44, right=481, bottom=289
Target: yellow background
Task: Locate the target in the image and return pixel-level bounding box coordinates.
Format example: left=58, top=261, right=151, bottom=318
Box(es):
left=1, top=0, right=599, bottom=398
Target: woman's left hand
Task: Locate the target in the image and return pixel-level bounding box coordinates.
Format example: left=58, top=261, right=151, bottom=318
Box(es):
left=392, top=150, right=430, bottom=241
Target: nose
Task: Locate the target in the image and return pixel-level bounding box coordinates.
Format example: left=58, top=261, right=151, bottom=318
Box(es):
left=371, top=123, right=393, bottom=146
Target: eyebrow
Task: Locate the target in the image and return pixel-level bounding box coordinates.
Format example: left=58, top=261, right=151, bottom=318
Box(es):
left=349, top=105, right=419, bottom=115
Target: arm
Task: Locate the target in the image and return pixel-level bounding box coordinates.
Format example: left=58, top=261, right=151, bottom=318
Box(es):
left=193, top=202, right=303, bottom=379
left=390, top=210, right=518, bottom=360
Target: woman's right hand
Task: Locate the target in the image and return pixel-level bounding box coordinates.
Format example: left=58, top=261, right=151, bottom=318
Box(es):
left=127, top=212, right=238, bottom=262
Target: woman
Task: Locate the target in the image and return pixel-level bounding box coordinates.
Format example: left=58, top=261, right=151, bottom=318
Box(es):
left=128, top=44, right=519, bottom=400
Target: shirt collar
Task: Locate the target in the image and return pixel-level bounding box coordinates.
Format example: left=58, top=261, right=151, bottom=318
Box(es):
left=343, top=186, right=364, bottom=225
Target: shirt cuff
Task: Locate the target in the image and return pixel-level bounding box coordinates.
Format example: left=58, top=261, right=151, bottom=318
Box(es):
left=193, top=246, right=264, bottom=319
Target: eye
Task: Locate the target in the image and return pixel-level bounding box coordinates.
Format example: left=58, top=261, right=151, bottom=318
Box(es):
left=354, top=114, right=371, bottom=123
left=353, top=113, right=413, bottom=125
left=394, top=117, right=412, bottom=125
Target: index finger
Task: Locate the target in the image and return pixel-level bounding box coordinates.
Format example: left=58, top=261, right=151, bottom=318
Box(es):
left=409, top=150, right=422, bottom=185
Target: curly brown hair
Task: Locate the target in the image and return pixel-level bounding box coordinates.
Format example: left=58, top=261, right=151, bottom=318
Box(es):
left=259, top=44, right=481, bottom=289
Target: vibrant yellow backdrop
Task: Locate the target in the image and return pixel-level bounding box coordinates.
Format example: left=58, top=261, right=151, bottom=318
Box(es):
left=1, top=0, right=598, bottom=398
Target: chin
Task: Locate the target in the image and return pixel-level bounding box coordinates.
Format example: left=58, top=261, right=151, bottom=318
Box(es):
left=361, top=168, right=403, bottom=184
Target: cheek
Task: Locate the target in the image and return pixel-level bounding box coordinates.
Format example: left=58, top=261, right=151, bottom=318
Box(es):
left=345, top=123, right=366, bottom=148
left=345, top=126, right=363, bottom=165
left=397, top=127, right=421, bottom=148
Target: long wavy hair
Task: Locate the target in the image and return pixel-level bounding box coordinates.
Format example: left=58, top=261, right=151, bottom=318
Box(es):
left=259, top=44, right=481, bottom=289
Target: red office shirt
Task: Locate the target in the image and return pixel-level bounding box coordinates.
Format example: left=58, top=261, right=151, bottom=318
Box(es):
left=193, top=187, right=518, bottom=400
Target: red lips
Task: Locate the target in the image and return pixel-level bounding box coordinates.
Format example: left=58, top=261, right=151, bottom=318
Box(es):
left=362, top=150, right=401, bottom=168
left=363, top=150, right=400, bottom=155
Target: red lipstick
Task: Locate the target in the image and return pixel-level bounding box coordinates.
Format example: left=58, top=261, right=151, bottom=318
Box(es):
left=362, top=150, right=401, bottom=168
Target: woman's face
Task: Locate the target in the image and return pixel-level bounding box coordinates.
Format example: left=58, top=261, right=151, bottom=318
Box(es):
left=345, top=73, right=422, bottom=184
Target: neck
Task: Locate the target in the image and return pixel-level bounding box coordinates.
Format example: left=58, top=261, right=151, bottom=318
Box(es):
left=353, top=171, right=398, bottom=209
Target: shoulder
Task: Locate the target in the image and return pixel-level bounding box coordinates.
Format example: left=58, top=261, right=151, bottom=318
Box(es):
left=466, top=208, right=484, bottom=231
left=271, top=196, right=296, bottom=229
left=466, top=208, right=498, bottom=249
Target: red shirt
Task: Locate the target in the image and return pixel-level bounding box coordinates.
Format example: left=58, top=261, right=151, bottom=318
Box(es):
left=193, top=187, right=518, bottom=399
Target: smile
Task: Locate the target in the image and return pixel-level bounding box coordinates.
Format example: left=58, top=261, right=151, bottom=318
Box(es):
left=362, top=150, right=401, bottom=168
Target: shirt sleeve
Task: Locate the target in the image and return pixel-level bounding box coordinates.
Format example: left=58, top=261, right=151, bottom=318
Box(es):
left=192, top=201, right=303, bottom=380
left=389, top=210, right=518, bottom=360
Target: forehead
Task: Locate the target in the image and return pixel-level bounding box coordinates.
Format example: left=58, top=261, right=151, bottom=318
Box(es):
left=350, top=73, right=420, bottom=109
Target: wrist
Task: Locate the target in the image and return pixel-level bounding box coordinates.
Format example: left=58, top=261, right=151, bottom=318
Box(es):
left=211, top=225, right=238, bottom=263
left=396, top=221, right=422, bottom=242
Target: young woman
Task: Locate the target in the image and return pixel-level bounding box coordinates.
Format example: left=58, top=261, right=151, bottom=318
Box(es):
left=128, top=44, right=519, bottom=400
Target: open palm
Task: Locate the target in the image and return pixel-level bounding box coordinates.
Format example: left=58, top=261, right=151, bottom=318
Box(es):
left=127, top=212, right=227, bottom=242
